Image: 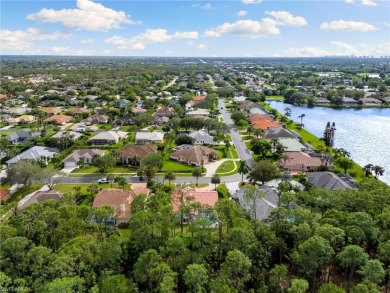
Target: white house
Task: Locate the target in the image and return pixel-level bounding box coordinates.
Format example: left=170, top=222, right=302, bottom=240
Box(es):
left=135, top=131, right=165, bottom=144
left=7, top=146, right=59, bottom=165
left=64, top=149, right=104, bottom=168
left=189, top=130, right=216, bottom=145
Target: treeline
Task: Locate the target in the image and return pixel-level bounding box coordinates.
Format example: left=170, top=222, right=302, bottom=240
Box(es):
left=1, top=178, right=390, bottom=292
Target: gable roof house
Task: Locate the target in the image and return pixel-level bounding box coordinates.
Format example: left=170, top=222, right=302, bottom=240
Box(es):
left=44, top=114, right=73, bottom=125
left=17, top=189, right=63, bottom=212
left=263, top=128, right=300, bottom=140
left=186, top=109, right=210, bottom=118
left=131, top=107, right=148, bottom=114
left=170, top=145, right=218, bottom=166
left=278, top=138, right=308, bottom=152
left=153, top=115, right=169, bottom=126
left=92, top=186, right=150, bottom=224
left=135, top=131, right=165, bottom=144
left=155, top=107, right=176, bottom=117
left=251, top=119, right=283, bottom=130
left=118, top=145, right=158, bottom=165
left=6, top=130, right=40, bottom=144
left=306, top=172, right=355, bottom=190
left=281, top=151, right=329, bottom=173
left=89, top=131, right=127, bottom=145
left=82, top=114, right=109, bottom=125
left=8, top=115, right=36, bottom=126
left=6, top=146, right=59, bottom=165
left=51, top=130, right=82, bottom=140
left=64, top=149, right=105, bottom=168
left=41, top=107, right=61, bottom=115
left=188, top=130, right=216, bottom=145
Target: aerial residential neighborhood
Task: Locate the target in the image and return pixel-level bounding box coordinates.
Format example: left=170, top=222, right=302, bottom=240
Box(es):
left=0, top=56, right=389, bottom=292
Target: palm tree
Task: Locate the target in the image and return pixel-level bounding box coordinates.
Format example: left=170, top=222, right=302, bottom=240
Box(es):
left=297, top=113, right=305, bottom=126
left=192, top=167, right=202, bottom=186
left=211, top=173, right=221, bottom=190
left=363, top=164, right=373, bottom=177
left=164, top=171, right=176, bottom=186
left=373, top=165, right=385, bottom=179
left=284, top=107, right=291, bottom=118
left=238, top=160, right=250, bottom=183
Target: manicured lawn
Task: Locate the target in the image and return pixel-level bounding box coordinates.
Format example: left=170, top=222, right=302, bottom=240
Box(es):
left=230, top=146, right=239, bottom=159
left=98, top=124, right=113, bottom=130
left=286, top=123, right=326, bottom=151
left=56, top=183, right=131, bottom=193
left=216, top=160, right=235, bottom=173
left=162, top=160, right=195, bottom=172
left=213, top=145, right=231, bottom=159
left=266, top=95, right=284, bottom=100
left=72, top=165, right=131, bottom=174
left=216, top=184, right=229, bottom=198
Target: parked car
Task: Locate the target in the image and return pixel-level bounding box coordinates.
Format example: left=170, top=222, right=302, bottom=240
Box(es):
left=98, top=178, right=108, bottom=184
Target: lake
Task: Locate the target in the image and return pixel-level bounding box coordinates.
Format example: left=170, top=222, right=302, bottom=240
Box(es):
left=267, top=101, right=390, bottom=185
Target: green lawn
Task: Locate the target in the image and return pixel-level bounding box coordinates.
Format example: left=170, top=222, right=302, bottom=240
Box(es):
left=266, top=95, right=284, bottom=101
left=229, top=146, right=239, bottom=159
left=213, top=145, right=231, bottom=159
left=71, top=165, right=131, bottom=174
left=216, top=160, right=235, bottom=173
left=162, top=160, right=195, bottom=172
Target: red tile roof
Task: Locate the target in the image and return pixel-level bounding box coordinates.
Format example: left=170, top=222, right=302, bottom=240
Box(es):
left=193, top=95, right=206, bottom=101
left=44, top=115, right=72, bottom=124
left=172, top=188, right=218, bottom=212
left=252, top=119, right=282, bottom=130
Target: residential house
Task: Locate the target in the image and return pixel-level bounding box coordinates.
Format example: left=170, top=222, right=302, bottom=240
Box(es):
left=233, top=96, right=247, bottom=103
left=131, top=107, right=147, bottom=114
left=263, top=128, right=299, bottom=140
left=186, top=109, right=210, bottom=118
left=171, top=188, right=218, bottom=213
left=188, top=130, right=216, bottom=145
left=7, top=146, right=59, bottom=165
left=135, top=131, right=164, bottom=144
left=155, top=107, right=175, bottom=117
left=281, top=151, right=327, bottom=173
left=362, top=97, right=381, bottom=104
left=17, top=189, right=63, bottom=212
left=170, top=145, right=217, bottom=166
left=118, top=145, right=158, bottom=165
left=193, top=95, right=206, bottom=101
left=41, top=107, right=61, bottom=115
left=0, top=94, right=7, bottom=100
left=112, top=99, right=130, bottom=108
left=68, top=107, right=90, bottom=115
left=92, top=186, right=150, bottom=224
left=64, top=149, right=104, bottom=168
left=6, top=130, right=39, bottom=144
left=342, top=97, right=357, bottom=104
left=252, top=119, right=282, bottom=131
left=233, top=186, right=279, bottom=221
left=8, top=115, right=36, bottom=126
left=249, top=107, right=267, bottom=115
left=153, top=115, right=169, bottom=126
left=51, top=130, right=82, bottom=140
left=89, top=130, right=127, bottom=145
left=306, top=172, right=355, bottom=190
left=5, top=107, right=31, bottom=116
left=44, top=115, right=73, bottom=125
left=82, top=114, right=109, bottom=125
left=316, top=98, right=330, bottom=104
left=114, top=116, right=136, bottom=126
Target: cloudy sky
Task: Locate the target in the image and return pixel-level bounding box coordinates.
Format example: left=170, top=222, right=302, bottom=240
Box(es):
left=1, top=0, right=389, bottom=57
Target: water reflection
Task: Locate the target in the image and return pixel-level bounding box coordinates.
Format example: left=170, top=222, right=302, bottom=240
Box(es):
left=268, top=101, right=390, bottom=185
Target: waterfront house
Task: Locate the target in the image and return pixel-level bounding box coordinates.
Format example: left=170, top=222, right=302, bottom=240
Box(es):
left=306, top=172, right=355, bottom=190
left=263, top=128, right=299, bottom=140
left=281, top=151, right=325, bottom=173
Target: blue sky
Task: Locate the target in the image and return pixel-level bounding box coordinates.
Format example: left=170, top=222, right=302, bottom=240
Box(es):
left=1, top=0, right=389, bottom=57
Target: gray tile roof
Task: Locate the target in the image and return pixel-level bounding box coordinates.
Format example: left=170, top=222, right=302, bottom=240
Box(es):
left=306, top=172, right=355, bottom=190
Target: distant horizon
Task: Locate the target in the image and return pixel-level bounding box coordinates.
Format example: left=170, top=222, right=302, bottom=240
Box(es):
left=1, top=0, right=389, bottom=57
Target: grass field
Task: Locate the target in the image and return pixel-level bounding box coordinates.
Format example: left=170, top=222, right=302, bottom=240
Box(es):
left=72, top=165, right=131, bottom=174
left=162, top=160, right=195, bottom=172
left=216, top=160, right=235, bottom=173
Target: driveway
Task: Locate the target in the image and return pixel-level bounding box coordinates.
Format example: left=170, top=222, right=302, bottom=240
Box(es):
left=218, top=98, right=255, bottom=167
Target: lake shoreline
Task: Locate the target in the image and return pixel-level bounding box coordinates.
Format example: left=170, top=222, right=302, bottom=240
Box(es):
left=265, top=98, right=390, bottom=109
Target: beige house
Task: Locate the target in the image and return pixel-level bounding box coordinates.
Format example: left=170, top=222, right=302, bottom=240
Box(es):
left=8, top=115, right=36, bottom=126
left=170, top=145, right=218, bottom=166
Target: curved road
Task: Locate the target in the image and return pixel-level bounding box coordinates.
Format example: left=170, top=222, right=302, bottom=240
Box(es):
left=61, top=98, right=254, bottom=184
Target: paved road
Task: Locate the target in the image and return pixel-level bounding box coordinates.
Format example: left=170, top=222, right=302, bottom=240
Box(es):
left=62, top=174, right=242, bottom=184
left=218, top=98, right=255, bottom=167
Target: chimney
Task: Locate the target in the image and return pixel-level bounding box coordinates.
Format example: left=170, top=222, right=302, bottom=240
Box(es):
left=119, top=204, right=125, bottom=212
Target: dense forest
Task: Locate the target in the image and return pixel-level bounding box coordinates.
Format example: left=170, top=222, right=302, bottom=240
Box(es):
left=1, top=178, right=389, bottom=292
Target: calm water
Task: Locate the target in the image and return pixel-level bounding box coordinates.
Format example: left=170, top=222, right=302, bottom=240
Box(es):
left=268, top=101, right=390, bottom=185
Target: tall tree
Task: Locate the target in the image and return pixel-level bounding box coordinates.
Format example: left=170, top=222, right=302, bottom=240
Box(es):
left=238, top=160, right=250, bottom=183
left=211, top=173, right=221, bottom=190
left=248, top=160, right=280, bottom=185
left=92, top=154, right=117, bottom=173
left=337, top=245, right=368, bottom=281
left=192, top=167, right=202, bottom=186
left=336, top=157, right=354, bottom=173
left=183, top=263, right=209, bottom=293
left=297, top=113, right=306, bottom=126
left=243, top=185, right=265, bottom=220
left=164, top=171, right=175, bottom=186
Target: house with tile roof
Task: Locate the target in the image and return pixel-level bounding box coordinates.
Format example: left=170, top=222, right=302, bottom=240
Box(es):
left=118, top=145, right=158, bottom=166
left=17, top=189, right=63, bottom=212
left=278, top=138, right=308, bottom=152
left=0, top=190, right=11, bottom=203
left=263, top=128, right=299, bottom=140
left=89, top=131, right=127, bottom=145
left=155, top=107, right=176, bottom=117
left=41, top=107, right=61, bottom=115
left=6, top=130, right=40, bottom=144
left=252, top=119, right=283, bottom=130
left=135, top=131, right=165, bottom=144
left=64, top=149, right=104, bottom=168
left=281, top=151, right=327, bottom=173
left=170, top=145, right=217, bottom=166
left=171, top=188, right=218, bottom=213
left=8, top=115, right=36, bottom=126
left=44, top=115, right=73, bottom=125
left=188, top=130, right=216, bottom=145
left=92, top=185, right=150, bottom=224
left=82, top=114, right=109, bottom=125
left=306, top=172, right=355, bottom=190
left=131, top=107, right=147, bottom=114
left=6, top=146, right=59, bottom=165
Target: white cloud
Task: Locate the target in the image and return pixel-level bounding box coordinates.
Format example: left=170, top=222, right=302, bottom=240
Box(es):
left=282, top=47, right=330, bottom=57
left=198, top=43, right=206, bottom=49
left=345, top=0, right=355, bottom=3
left=27, top=0, right=140, bottom=32
left=320, top=20, right=376, bottom=31
left=202, top=3, right=213, bottom=9
left=186, top=40, right=195, bottom=46
left=0, top=28, right=70, bottom=52
left=266, top=11, right=307, bottom=26
left=330, top=41, right=359, bottom=55
left=204, top=18, right=279, bottom=38
left=237, top=10, right=247, bottom=17
left=102, top=50, right=111, bottom=55
left=361, top=0, right=377, bottom=6
left=242, top=0, right=262, bottom=4
left=81, top=38, right=94, bottom=44
left=105, top=29, right=199, bottom=50
left=361, top=43, right=390, bottom=55
left=51, top=46, right=93, bottom=55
